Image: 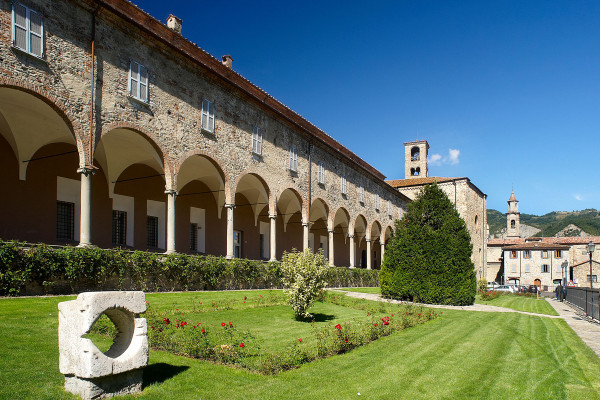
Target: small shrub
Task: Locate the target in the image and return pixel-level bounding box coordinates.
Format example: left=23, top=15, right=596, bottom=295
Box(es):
left=479, top=290, right=501, bottom=301
left=477, top=279, right=488, bottom=293
left=280, top=249, right=330, bottom=319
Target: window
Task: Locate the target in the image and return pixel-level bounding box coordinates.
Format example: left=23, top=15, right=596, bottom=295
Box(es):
left=289, top=145, right=298, bottom=172
left=511, top=220, right=516, bottom=229
left=587, top=275, right=598, bottom=283
left=341, top=174, right=347, bottom=195
left=129, top=61, right=149, bottom=102
left=252, top=126, right=262, bottom=155
left=542, top=264, right=549, bottom=273
left=112, top=211, right=127, bottom=246
left=542, top=250, right=549, bottom=259
left=414, top=167, right=421, bottom=176
left=555, top=250, right=562, bottom=258
left=510, top=250, right=517, bottom=259
left=317, top=161, right=325, bottom=184
left=375, top=194, right=380, bottom=211
left=147, top=216, right=159, bottom=249
left=388, top=201, right=392, bottom=217
left=56, top=201, right=75, bottom=241
left=201, top=99, right=215, bottom=133
left=190, top=223, right=198, bottom=252
left=12, top=3, right=44, bottom=58
left=511, top=264, right=516, bottom=273
left=523, top=250, right=531, bottom=259
left=411, top=146, right=420, bottom=161
left=233, top=230, right=242, bottom=258
left=525, top=264, right=530, bottom=273
left=359, top=186, right=364, bottom=204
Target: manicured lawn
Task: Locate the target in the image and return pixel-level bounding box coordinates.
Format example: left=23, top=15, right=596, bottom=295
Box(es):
left=338, top=287, right=381, bottom=294
left=2, top=291, right=599, bottom=399
left=475, top=294, right=559, bottom=316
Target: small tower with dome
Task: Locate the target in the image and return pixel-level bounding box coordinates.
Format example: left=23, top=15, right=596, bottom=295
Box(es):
left=506, top=191, right=520, bottom=238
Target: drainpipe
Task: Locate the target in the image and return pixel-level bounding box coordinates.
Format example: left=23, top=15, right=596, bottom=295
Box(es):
left=89, top=3, right=100, bottom=168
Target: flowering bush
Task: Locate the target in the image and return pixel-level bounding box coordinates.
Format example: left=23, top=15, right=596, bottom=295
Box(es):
left=280, top=249, right=329, bottom=319
left=479, top=290, right=502, bottom=301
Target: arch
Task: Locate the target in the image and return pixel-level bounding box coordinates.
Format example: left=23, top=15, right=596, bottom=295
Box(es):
left=511, top=219, right=516, bottom=229
left=411, top=146, right=420, bottom=161
left=277, top=187, right=304, bottom=231
left=0, top=84, right=86, bottom=180
left=330, top=206, right=350, bottom=234
left=309, top=198, right=329, bottom=225
left=369, top=220, right=382, bottom=241
left=233, top=172, right=271, bottom=224
left=384, top=225, right=393, bottom=243
left=352, top=214, right=368, bottom=242
left=415, top=167, right=421, bottom=176
left=95, top=126, right=167, bottom=197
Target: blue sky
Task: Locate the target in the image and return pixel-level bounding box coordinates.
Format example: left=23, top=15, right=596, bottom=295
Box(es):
left=133, top=0, right=599, bottom=215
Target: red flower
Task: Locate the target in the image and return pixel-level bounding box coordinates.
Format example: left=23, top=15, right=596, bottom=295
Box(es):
left=163, top=318, right=170, bottom=325
left=201, top=328, right=205, bottom=333
left=383, top=321, right=389, bottom=325
left=150, top=326, right=155, bottom=330
left=229, top=322, right=233, bottom=327
left=374, top=323, right=377, bottom=326
left=418, top=313, right=421, bottom=317
left=181, top=321, right=187, bottom=327
left=221, top=322, right=226, bottom=327
left=345, top=339, right=348, bottom=343
left=240, top=343, right=245, bottom=348
left=335, top=324, right=342, bottom=330
left=244, top=296, right=247, bottom=300
left=391, top=314, right=394, bottom=317
left=298, top=338, right=302, bottom=342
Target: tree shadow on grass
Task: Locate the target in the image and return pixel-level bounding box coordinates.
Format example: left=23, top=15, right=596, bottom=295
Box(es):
left=143, top=363, right=189, bottom=388
left=296, top=313, right=335, bottom=323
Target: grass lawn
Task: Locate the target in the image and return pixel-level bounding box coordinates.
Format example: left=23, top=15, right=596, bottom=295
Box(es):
left=338, top=287, right=381, bottom=294
left=2, top=291, right=599, bottom=399
left=475, top=294, right=559, bottom=316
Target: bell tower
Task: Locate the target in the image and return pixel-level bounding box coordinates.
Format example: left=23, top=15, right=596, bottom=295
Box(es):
left=506, top=191, right=520, bottom=238
left=404, top=140, right=429, bottom=179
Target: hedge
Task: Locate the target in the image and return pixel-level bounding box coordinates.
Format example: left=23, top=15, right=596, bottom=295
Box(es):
left=0, top=240, right=378, bottom=296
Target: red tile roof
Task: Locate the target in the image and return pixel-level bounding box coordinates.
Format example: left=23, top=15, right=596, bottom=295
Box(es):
left=385, top=177, right=461, bottom=188
left=502, top=242, right=570, bottom=251
left=489, top=237, right=600, bottom=247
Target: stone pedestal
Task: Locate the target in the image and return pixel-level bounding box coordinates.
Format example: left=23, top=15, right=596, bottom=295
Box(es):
left=58, top=291, right=148, bottom=399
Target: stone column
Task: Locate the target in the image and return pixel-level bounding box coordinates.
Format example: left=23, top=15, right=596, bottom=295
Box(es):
left=225, top=204, right=235, bottom=259
left=165, top=189, right=177, bottom=254
left=269, top=214, right=277, bottom=261
left=302, top=222, right=309, bottom=251
left=381, top=240, right=386, bottom=264
left=349, top=234, right=355, bottom=268
left=77, top=167, right=94, bottom=247
left=328, top=229, right=335, bottom=267
left=366, top=239, right=372, bottom=270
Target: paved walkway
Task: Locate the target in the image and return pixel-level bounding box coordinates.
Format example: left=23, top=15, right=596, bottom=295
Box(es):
left=332, top=289, right=600, bottom=358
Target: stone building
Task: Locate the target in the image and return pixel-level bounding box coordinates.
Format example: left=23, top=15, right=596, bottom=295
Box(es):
left=0, top=0, right=411, bottom=268
left=487, top=191, right=600, bottom=288
left=386, top=140, right=488, bottom=278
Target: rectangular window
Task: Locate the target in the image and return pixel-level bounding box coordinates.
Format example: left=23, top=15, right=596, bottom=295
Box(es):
left=375, top=194, right=380, bottom=211
left=252, top=126, right=262, bottom=155
left=542, top=264, right=549, bottom=273
left=129, top=61, right=149, bottom=103
left=359, top=186, right=364, bottom=203
left=511, top=264, right=516, bottom=273
left=12, top=3, right=44, bottom=58
left=341, top=174, right=347, bottom=195
left=112, top=210, right=127, bottom=246
left=317, top=161, right=325, bottom=184
left=201, top=99, right=215, bottom=133
left=289, top=145, right=298, bottom=172
left=233, top=230, right=242, bottom=258
left=56, top=201, right=75, bottom=241
left=525, top=264, right=530, bottom=273
left=190, top=223, right=198, bottom=252
left=510, top=250, right=517, bottom=259
left=523, top=250, right=531, bottom=259
left=587, top=275, right=598, bottom=283
left=147, top=216, right=159, bottom=249
left=555, top=250, right=562, bottom=258
left=542, top=250, right=548, bottom=259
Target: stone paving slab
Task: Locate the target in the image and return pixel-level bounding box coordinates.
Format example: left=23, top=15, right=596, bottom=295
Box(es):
left=332, top=289, right=600, bottom=358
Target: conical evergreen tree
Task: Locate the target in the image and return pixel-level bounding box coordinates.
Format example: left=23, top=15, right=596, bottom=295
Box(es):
left=380, top=183, right=476, bottom=305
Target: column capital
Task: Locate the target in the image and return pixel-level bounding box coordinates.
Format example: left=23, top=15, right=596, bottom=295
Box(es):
left=164, top=189, right=178, bottom=196
left=366, top=238, right=372, bottom=243
left=348, top=234, right=355, bottom=239
left=302, top=222, right=309, bottom=228
left=77, top=166, right=97, bottom=175
left=269, top=214, right=277, bottom=220
left=328, top=229, right=335, bottom=234
left=225, top=203, right=236, bottom=209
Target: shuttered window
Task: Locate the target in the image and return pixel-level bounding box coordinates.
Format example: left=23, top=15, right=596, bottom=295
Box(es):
left=375, top=194, right=380, bottom=211
left=252, top=126, right=262, bottom=155
left=201, top=99, right=215, bottom=133
left=129, top=61, right=149, bottom=103
left=341, top=174, right=347, bottom=195
left=317, top=161, right=325, bottom=184
left=359, top=186, right=364, bottom=203
left=12, top=3, right=44, bottom=58
left=289, top=145, right=298, bottom=172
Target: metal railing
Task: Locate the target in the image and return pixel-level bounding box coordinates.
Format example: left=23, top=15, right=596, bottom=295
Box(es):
left=565, top=287, right=600, bottom=321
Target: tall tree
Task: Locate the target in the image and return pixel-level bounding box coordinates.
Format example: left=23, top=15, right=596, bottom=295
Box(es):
left=380, top=183, right=476, bottom=305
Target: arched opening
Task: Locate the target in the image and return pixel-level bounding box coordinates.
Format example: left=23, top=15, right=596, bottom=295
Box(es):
left=411, top=146, right=420, bottom=161
left=511, top=219, right=516, bottom=229
left=176, top=155, right=227, bottom=255
left=369, top=221, right=382, bottom=269
left=332, top=207, right=350, bottom=267
left=353, top=215, right=367, bottom=268
left=94, top=128, right=165, bottom=250
left=309, top=198, right=329, bottom=257
left=233, top=173, right=270, bottom=260
left=410, top=168, right=415, bottom=176
left=415, top=167, right=421, bottom=176
left=0, top=87, right=84, bottom=244
left=277, top=188, right=303, bottom=258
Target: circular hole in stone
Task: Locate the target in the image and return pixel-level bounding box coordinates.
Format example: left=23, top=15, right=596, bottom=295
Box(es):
left=83, top=313, right=118, bottom=353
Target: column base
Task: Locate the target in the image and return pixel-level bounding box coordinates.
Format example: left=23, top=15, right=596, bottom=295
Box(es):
left=64, top=369, right=143, bottom=399
left=76, top=242, right=94, bottom=248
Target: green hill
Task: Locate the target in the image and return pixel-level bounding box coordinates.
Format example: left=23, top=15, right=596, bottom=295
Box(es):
left=487, top=208, right=600, bottom=237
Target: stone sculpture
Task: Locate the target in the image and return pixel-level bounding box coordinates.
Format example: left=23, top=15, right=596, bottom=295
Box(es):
left=58, top=291, right=148, bottom=399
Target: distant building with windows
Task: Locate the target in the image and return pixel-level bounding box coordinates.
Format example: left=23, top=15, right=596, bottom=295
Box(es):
left=487, top=191, right=600, bottom=289
left=387, top=140, right=488, bottom=278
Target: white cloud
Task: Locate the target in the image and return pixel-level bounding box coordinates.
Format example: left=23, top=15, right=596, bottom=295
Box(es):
left=448, top=149, right=460, bottom=165
left=575, top=194, right=582, bottom=201
left=429, top=153, right=442, bottom=166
